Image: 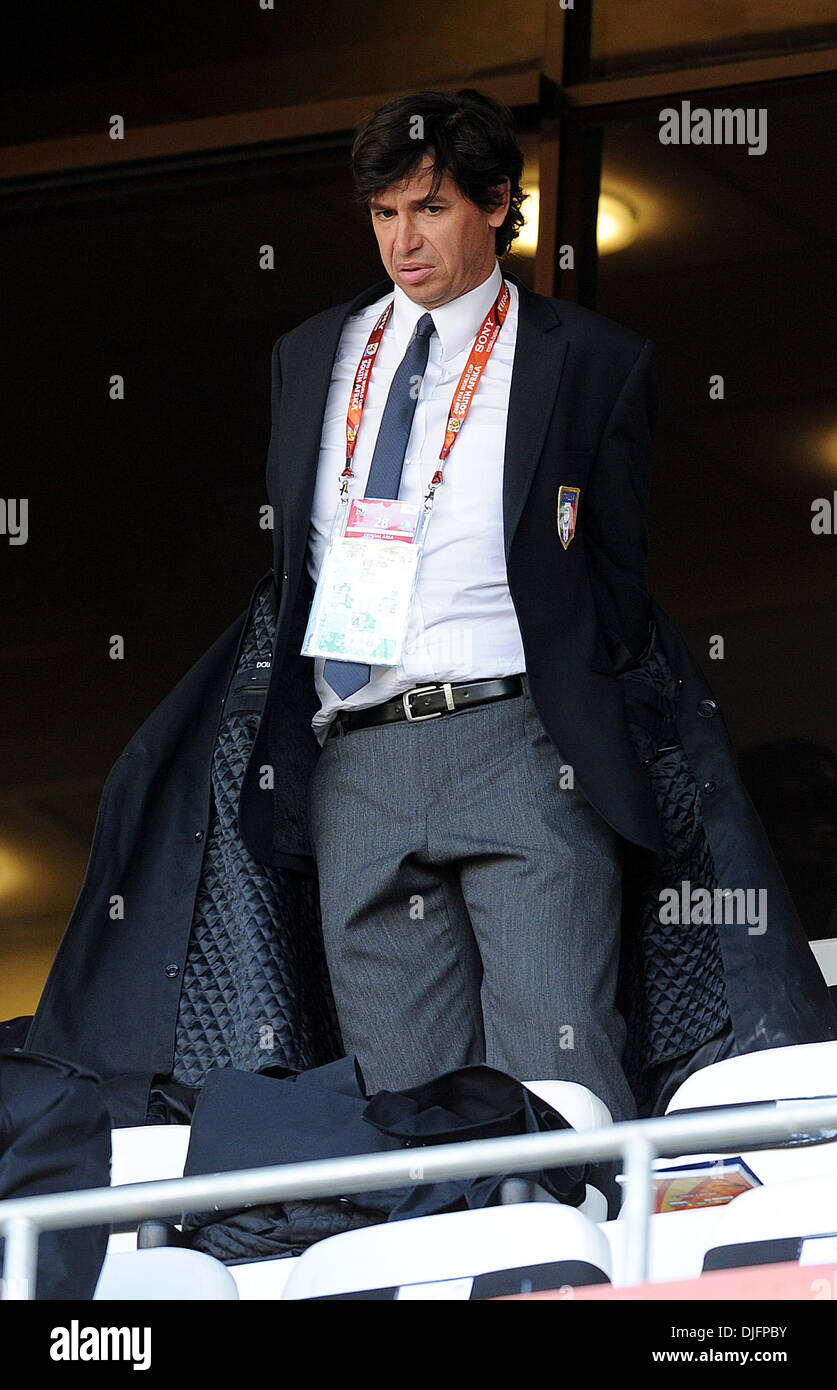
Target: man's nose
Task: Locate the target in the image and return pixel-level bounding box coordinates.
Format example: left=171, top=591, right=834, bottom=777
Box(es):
left=392, top=215, right=422, bottom=255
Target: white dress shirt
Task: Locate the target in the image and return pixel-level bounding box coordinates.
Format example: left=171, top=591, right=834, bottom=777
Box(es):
left=305, top=259, right=526, bottom=745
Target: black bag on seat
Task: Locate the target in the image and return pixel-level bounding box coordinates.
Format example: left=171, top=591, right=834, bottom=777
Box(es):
left=177, top=1058, right=589, bottom=1262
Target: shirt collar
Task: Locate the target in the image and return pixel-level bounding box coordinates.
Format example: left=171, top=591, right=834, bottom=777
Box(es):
left=391, top=260, right=503, bottom=363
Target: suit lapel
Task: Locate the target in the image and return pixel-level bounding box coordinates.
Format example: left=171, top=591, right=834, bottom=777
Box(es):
left=279, top=274, right=569, bottom=583
left=502, top=277, right=568, bottom=564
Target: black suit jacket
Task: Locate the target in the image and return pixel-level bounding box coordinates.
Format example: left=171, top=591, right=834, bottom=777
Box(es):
left=241, top=271, right=665, bottom=865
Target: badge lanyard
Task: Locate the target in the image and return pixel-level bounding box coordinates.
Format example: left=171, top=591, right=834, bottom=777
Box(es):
left=336, top=277, right=511, bottom=531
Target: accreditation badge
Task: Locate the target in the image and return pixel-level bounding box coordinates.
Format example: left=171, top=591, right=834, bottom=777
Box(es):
left=556, top=485, right=580, bottom=550
left=301, top=497, right=431, bottom=667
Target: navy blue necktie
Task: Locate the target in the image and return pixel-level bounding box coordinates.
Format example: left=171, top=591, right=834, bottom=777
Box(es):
left=323, top=311, right=435, bottom=698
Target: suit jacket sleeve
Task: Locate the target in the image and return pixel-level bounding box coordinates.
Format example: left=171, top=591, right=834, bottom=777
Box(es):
left=583, top=337, right=658, bottom=671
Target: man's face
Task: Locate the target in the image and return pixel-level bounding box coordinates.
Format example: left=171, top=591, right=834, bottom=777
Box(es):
left=369, top=158, right=510, bottom=309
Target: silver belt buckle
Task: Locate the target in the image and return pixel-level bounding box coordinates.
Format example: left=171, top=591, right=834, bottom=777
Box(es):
left=402, top=681, right=455, bottom=722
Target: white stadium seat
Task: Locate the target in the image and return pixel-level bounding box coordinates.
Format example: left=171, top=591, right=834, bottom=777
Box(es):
left=659, top=1041, right=837, bottom=1188
left=93, top=1248, right=239, bottom=1300
left=665, top=1040, right=837, bottom=1113
left=594, top=1042, right=837, bottom=1287
left=524, top=1078, right=613, bottom=1131
left=523, top=1079, right=613, bottom=1222
left=280, top=1202, right=612, bottom=1300
left=699, top=1173, right=837, bottom=1273
left=601, top=1207, right=725, bottom=1286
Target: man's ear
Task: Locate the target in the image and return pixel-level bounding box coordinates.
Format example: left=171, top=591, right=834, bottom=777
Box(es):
left=488, top=178, right=512, bottom=227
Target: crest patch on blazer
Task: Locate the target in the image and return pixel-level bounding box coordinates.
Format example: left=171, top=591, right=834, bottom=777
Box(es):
left=557, top=485, right=580, bottom=550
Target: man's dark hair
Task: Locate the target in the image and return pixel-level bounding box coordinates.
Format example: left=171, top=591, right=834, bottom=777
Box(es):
left=351, top=89, right=526, bottom=257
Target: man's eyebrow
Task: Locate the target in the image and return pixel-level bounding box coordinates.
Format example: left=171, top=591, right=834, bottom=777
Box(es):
left=369, top=194, right=451, bottom=210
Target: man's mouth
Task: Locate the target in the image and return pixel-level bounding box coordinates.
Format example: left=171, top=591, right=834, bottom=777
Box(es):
left=397, top=263, right=434, bottom=283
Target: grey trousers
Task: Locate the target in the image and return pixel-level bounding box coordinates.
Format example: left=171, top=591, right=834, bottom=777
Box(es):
left=306, top=674, right=637, bottom=1122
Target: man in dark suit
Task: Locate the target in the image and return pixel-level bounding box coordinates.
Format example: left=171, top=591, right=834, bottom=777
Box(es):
left=28, top=88, right=834, bottom=1131
left=244, top=88, right=672, bottom=1123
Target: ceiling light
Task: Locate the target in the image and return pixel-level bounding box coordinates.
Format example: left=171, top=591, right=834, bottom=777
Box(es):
left=515, top=186, right=639, bottom=257
left=0, top=847, right=29, bottom=898
left=597, top=193, right=638, bottom=254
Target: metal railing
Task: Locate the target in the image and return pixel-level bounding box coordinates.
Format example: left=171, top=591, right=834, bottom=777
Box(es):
left=3, top=1096, right=837, bottom=1300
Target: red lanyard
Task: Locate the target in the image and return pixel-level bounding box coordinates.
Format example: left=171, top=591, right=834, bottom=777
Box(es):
left=342, top=279, right=510, bottom=504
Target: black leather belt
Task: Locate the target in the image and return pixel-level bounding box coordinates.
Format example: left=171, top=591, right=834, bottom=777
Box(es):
left=329, top=675, right=525, bottom=737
